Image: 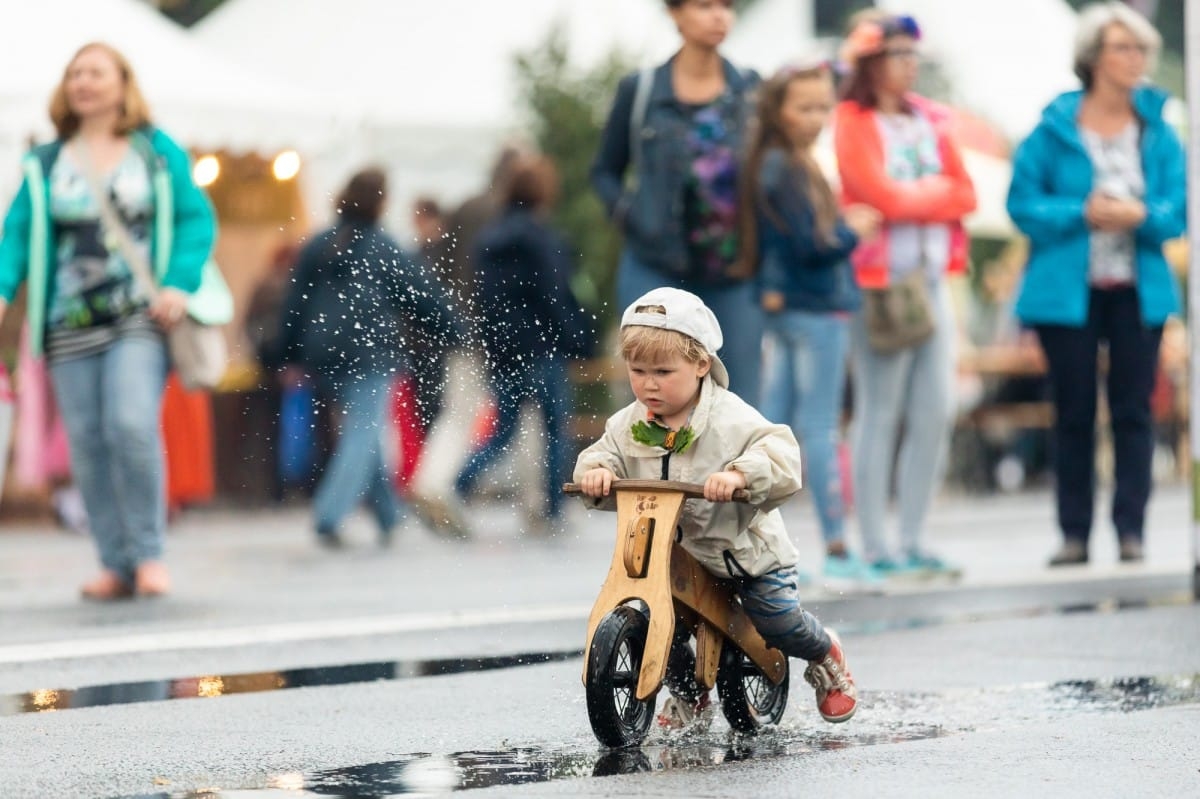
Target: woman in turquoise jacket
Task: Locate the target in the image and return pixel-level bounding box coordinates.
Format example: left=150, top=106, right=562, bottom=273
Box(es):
left=1007, top=3, right=1184, bottom=567
left=0, top=43, right=216, bottom=599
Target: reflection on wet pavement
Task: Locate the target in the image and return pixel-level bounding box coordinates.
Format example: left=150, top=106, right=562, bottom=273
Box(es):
left=3, top=650, right=583, bottom=717
left=114, top=673, right=1198, bottom=798
left=16, top=590, right=1193, bottom=719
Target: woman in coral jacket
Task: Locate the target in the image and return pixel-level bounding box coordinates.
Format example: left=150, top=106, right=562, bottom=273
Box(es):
left=833, top=13, right=976, bottom=576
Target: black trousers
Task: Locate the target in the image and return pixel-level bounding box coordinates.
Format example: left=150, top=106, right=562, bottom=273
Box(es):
left=1034, top=287, right=1163, bottom=545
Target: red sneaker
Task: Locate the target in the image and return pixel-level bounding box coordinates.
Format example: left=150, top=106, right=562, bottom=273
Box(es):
left=804, top=629, right=857, bottom=723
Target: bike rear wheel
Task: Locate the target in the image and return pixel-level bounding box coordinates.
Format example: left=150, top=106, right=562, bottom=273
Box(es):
left=586, top=605, right=656, bottom=747
left=716, top=644, right=789, bottom=732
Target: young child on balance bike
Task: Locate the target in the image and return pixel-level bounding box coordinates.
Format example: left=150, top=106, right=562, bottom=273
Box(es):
left=574, top=287, right=857, bottom=728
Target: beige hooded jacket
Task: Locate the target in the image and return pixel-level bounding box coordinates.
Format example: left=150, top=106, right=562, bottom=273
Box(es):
left=573, top=376, right=803, bottom=578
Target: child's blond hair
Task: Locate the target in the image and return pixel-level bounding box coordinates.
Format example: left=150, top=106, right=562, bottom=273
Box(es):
left=619, top=324, right=710, bottom=367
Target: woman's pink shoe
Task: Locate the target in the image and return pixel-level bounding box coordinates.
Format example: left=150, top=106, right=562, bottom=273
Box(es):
left=134, top=562, right=171, bottom=598
left=80, top=570, right=134, bottom=601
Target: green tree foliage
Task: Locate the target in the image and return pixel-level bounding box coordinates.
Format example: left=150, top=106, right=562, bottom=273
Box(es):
left=513, top=28, right=633, bottom=325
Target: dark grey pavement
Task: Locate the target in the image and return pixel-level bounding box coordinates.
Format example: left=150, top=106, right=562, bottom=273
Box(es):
left=0, top=484, right=1196, bottom=797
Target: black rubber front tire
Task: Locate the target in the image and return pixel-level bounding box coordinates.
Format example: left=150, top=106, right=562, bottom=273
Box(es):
left=716, top=644, right=789, bottom=733
left=586, top=606, right=656, bottom=747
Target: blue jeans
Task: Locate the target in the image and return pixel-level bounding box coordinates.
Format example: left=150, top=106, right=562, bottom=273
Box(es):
left=666, top=564, right=831, bottom=701
left=617, top=249, right=764, bottom=408
left=455, top=357, right=569, bottom=520
left=760, top=310, right=850, bottom=544
left=50, top=334, right=168, bottom=583
left=313, top=372, right=403, bottom=535
left=850, top=280, right=956, bottom=562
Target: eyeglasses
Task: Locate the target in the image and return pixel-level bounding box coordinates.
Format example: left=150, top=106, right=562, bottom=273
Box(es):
left=1103, top=41, right=1150, bottom=57
left=884, top=48, right=920, bottom=62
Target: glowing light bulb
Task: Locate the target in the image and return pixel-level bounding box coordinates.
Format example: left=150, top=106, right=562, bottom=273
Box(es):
left=193, top=155, right=220, bottom=187
left=273, top=150, right=301, bottom=181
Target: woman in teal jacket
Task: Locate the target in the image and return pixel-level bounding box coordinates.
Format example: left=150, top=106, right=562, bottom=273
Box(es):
left=0, top=43, right=216, bottom=599
left=1007, top=3, right=1184, bottom=567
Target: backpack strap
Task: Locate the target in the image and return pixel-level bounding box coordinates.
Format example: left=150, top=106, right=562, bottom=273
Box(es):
left=627, top=66, right=656, bottom=190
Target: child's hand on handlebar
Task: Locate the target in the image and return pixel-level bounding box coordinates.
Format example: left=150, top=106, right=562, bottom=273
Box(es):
left=579, top=467, right=616, bottom=497
left=704, top=470, right=747, bottom=502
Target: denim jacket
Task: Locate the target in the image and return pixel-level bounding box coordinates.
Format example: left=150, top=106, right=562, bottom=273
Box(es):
left=591, top=56, right=758, bottom=281
left=756, top=149, right=861, bottom=313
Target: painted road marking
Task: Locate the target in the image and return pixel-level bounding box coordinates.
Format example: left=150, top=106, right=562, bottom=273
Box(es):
left=0, top=603, right=593, bottom=665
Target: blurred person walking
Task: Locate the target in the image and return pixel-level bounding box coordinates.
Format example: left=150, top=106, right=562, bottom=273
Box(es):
left=406, top=148, right=523, bottom=522
left=833, top=14, right=977, bottom=576
left=740, top=60, right=882, bottom=584
left=444, top=147, right=523, bottom=317
left=0, top=43, right=218, bottom=599
left=591, top=0, right=764, bottom=405
left=397, top=195, right=451, bottom=485
left=1007, top=2, right=1184, bottom=566
left=276, top=168, right=460, bottom=548
left=449, top=154, right=594, bottom=538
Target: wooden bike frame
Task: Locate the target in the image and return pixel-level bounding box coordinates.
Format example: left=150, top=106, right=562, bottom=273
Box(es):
left=569, top=480, right=787, bottom=701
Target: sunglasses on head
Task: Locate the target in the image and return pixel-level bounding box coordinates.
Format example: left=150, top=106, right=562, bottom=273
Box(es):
left=774, top=57, right=833, bottom=79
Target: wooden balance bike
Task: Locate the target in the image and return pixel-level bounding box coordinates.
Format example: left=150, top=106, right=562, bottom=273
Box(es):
left=564, top=479, right=790, bottom=748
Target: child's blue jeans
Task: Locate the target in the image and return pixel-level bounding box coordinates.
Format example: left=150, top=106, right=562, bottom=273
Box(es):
left=666, top=565, right=832, bottom=702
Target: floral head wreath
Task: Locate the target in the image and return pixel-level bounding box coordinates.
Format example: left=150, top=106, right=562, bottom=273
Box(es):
left=838, top=14, right=921, bottom=67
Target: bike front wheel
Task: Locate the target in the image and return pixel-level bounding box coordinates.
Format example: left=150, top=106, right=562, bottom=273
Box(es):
left=585, top=605, right=656, bottom=747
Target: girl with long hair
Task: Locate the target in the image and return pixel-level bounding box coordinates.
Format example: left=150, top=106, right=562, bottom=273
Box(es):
left=740, top=61, right=881, bottom=583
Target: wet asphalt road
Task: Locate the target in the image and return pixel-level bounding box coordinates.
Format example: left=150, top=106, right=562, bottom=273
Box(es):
left=1, top=488, right=1198, bottom=797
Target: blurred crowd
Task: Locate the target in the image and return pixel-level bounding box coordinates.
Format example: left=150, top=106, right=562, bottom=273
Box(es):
left=0, top=1, right=1187, bottom=598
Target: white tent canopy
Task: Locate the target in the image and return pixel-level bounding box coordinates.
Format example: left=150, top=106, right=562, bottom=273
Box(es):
left=195, top=0, right=683, bottom=223
left=0, top=0, right=337, bottom=187
left=195, top=0, right=680, bottom=131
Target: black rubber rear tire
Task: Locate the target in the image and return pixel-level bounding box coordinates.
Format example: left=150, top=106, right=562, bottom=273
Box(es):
left=585, top=606, right=656, bottom=747
left=716, top=644, right=789, bottom=733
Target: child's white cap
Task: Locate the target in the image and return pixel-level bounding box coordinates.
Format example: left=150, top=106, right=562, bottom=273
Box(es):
left=620, top=286, right=730, bottom=388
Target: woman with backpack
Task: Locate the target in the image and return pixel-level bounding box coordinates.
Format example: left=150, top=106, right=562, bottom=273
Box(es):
left=591, top=0, right=763, bottom=405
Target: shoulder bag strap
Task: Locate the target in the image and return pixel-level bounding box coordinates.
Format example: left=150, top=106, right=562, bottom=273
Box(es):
left=73, top=142, right=159, bottom=300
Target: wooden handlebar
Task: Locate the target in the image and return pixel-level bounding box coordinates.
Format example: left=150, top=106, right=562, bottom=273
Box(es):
left=563, top=479, right=750, bottom=503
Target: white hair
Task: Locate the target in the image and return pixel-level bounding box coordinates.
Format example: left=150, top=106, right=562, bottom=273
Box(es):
left=1074, top=1, right=1161, bottom=90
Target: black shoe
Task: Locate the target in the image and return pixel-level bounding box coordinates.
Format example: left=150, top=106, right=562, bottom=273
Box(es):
left=1048, top=540, right=1088, bottom=567
left=1118, top=537, right=1144, bottom=563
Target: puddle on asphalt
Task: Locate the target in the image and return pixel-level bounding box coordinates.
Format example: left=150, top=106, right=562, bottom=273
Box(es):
left=114, top=673, right=1199, bottom=798
left=3, top=650, right=582, bottom=717
left=11, top=590, right=1193, bottom=718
